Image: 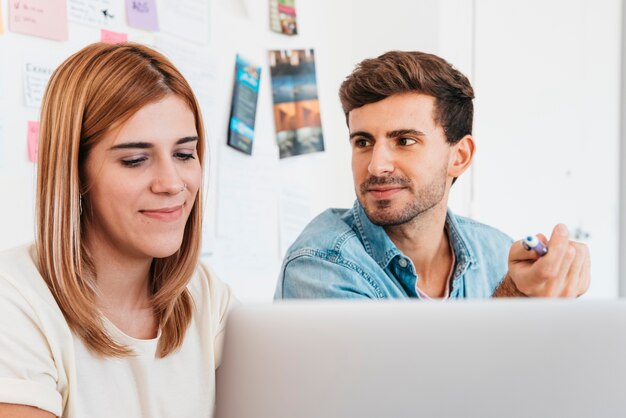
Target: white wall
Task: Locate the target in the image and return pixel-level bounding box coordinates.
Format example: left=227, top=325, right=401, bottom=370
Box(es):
left=0, top=0, right=621, bottom=301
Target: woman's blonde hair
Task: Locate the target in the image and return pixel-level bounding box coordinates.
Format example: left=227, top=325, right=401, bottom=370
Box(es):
left=36, top=42, right=205, bottom=358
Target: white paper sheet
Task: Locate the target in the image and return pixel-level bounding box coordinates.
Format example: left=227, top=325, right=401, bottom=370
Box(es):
left=68, top=0, right=122, bottom=28
left=23, top=58, right=57, bottom=109
left=154, top=34, right=218, bottom=110
left=159, top=0, right=210, bottom=44
left=278, top=187, right=312, bottom=256
left=213, top=146, right=280, bottom=269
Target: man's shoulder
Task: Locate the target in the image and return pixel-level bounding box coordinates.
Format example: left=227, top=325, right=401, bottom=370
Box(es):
left=453, top=214, right=513, bottom=243
left=285, top=207, right=361, bottom=258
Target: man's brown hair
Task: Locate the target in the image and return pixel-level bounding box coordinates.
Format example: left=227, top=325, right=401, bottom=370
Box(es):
left=339, top=50, right=474, bottom=144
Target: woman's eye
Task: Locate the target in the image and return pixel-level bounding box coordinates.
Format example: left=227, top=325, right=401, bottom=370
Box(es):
left=121, top=157, right=147, bottom=167
left=175, top=152, right=196, bottom=161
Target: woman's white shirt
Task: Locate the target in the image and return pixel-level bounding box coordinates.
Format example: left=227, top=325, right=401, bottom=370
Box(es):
left=0, top=244, right=235, bottom=418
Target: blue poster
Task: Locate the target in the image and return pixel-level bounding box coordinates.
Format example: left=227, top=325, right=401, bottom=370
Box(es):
left=227, top=55, right=261, bottom=155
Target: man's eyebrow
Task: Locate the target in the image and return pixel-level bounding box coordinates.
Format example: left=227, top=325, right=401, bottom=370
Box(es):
left=387, top=129, right=426, bottom=138
left=109, top=136, right=199, bottom=150
left=349, top=131, right=375, bottom=141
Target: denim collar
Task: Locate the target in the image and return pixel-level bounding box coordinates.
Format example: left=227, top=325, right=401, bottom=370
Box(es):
left=352, top=201, right=476, bottom=278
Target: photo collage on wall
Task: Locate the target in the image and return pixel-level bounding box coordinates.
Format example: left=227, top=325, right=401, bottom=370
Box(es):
left=268, top=49, right=324, bottom=159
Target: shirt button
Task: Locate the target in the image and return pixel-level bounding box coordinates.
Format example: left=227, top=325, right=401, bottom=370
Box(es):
left=398, top=258, right=408, bottom=268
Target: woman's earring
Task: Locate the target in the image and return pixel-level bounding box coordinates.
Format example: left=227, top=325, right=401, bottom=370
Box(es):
left=79, top=195, right=83, bottom=215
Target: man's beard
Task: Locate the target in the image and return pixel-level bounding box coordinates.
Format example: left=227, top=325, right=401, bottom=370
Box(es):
left=358, top=166, right=447, bottom=227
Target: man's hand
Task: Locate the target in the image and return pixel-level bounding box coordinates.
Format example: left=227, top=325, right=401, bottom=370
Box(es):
left=498, top=224, right=591, bottom=297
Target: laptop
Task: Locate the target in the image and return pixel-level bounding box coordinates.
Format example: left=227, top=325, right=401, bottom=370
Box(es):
left=214, top=300, right=626, bottom=418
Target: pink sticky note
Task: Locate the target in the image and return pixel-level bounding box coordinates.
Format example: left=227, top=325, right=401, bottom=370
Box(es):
left=125, top=0, right=158, bottom=31
left=27, top=120, right=39, bottom=163
left=0, top=1, right=5, bottom=35
left=101, top=29, right=128, bottom=44
left=8, top=0, right=68, bottom=41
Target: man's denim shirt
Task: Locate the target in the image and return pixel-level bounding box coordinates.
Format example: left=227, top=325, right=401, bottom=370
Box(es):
left=275, top=201, right=513, bottom=299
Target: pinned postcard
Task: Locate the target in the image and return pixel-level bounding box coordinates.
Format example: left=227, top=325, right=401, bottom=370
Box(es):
left=125, top=0, right=158, bottom=31
left=101, top=29, right=127, bottom=44
left=269, top=49, right=324, bottom=159
left=23, top=59, right=56, bottom=108
left=69, top=0, right=121, bottom=28
left=227, top=55, right=261, bottom=155
left=8, top=0, right=68, bottom=41
left=27, top=121, right=39, bottom=163
left=270, top=0, right=297, bottom=36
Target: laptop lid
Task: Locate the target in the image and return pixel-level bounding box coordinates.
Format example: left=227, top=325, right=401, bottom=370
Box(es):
left=215, top=300, right=626, bottom=418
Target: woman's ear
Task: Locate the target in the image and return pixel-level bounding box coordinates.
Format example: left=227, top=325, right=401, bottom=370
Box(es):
left=448, top=135, right=475, bottom=178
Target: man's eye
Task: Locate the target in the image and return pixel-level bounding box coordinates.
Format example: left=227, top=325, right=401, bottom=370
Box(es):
left=398, top=137, right=417, bottom=146
left=354, top=139, right=371, bottom=148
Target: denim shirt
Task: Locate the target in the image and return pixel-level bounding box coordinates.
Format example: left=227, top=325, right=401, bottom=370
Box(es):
left=274, top=201, right=513, bottom=299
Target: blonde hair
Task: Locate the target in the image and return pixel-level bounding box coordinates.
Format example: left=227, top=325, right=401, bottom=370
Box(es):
left=36, top=42, right=205, bottom=357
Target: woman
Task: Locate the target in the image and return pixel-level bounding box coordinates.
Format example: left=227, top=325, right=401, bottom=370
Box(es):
left=0, top=43, right=235, bottom=417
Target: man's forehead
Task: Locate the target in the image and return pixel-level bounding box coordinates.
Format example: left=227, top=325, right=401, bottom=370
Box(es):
left=347, top=93, right=438, bottom=133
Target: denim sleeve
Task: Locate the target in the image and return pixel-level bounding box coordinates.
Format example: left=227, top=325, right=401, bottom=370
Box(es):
left=275, top=252, right=376, bottom=300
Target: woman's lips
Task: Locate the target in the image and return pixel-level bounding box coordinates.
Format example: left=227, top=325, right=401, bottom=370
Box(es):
left=140, top=205, right=183, bottom=221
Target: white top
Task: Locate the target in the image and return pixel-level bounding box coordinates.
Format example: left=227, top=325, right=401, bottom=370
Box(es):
left=0, top=244, right=235, bottom=418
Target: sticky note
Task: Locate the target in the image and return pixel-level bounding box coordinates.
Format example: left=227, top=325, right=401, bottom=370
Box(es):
left=0, top=1, right=5, bottom=34
left=27, top=120, right=39, bottom=163
left=101, top=29, right=127, bottom=44
left=125, top=0, right=158, bottom=31
left=8, top=0, right=68, bottom=41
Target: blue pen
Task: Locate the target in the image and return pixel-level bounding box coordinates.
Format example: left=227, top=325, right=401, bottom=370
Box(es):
left=522, top=235, right=548, bottom=256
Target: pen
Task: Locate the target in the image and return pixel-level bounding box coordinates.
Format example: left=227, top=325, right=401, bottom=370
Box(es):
left=522, top=235, right=548, bottom=256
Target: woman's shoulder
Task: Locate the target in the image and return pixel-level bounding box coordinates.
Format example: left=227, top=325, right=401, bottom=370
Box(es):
left=0, top=243, right=65, bottom=320
left=0, top=244, right=54, bottom=300
left=187, top=261, right=237, bottom=312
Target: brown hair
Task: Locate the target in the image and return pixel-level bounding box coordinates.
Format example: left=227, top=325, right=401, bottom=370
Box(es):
left=339, top=50, right=474, bottom=144
left=36, top=42, right=205, bottom=358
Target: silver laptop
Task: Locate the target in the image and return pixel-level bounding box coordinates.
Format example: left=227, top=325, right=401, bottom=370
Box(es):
left=215, top=300, right=626, bottom=418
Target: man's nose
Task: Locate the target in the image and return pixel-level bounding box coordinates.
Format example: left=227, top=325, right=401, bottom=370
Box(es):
left=367, top=142, right=395, bottom=176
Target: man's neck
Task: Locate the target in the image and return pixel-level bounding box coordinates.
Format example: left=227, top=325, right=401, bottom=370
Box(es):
left=384, top=204, right=453, bottom=298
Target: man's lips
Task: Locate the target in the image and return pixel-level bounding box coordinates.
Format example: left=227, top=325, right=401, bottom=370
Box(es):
left=367, top=187, right=405, bottom=199
left=140, top=205, right=184, bottom=221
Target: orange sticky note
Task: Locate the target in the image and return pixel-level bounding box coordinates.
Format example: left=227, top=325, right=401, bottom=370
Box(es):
left=101, top=29, right=128, bottom=44
left=8, top=0, right=68, bottom=41
left=27, top=120, right=39, bottom=163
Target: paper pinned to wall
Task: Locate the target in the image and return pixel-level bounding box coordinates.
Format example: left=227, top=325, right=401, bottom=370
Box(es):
left=154, top=35, right=218, bottom=109
left=8, top=0, right=68, bottom=41
left=125, top=0, right=158, bottom=31
left=27, top=121, right=39, bottom=163
left=23, top=59, right=57, bottom=108
left=278, top=187, right=312, bottom=256
left=69, top=0, right=122, bottom=29
left=160, top=0, right=210, bottom=44
left=101, top=28, right=127, bottom=43
left=212, top=147, right=280, bottom=263
left=0, top=1, right=5, bottom=34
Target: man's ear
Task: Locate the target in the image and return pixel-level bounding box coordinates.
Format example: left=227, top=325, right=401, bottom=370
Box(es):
left=448, top=135, right=475, bottom=178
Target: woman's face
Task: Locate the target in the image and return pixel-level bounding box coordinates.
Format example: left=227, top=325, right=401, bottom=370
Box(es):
left=83, top=94, right=202, bottom=260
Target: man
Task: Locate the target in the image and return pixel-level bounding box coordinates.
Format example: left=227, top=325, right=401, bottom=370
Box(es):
left=274, top=51, right=590, bottom=300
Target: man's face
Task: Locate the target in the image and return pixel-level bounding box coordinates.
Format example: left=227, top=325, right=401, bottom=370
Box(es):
left=349, top=93, right=455, bottom=226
